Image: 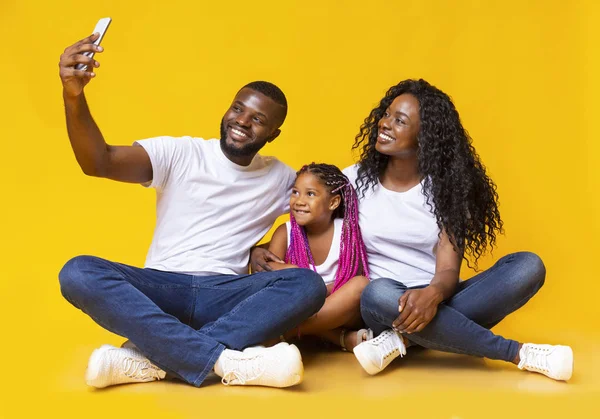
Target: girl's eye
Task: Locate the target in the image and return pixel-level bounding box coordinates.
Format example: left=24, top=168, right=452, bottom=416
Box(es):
left=308, top=192, right=315, bottom=197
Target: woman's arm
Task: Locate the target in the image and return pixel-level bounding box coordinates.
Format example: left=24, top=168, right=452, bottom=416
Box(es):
left=428, top=229, right=462, bottom=300
left=392, top=230, right=462, bottom=334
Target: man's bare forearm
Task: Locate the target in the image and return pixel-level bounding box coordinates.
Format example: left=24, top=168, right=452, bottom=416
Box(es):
left=63, top=91, right=109, bottom=176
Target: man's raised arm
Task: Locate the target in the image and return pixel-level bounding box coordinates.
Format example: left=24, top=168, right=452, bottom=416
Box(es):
left=59, top=33, right=152, bottom=183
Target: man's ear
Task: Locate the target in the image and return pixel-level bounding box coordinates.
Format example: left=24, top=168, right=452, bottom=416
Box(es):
left=329, top=195, right=341, bottom=211
left=267, top=129, right=281, bottom=143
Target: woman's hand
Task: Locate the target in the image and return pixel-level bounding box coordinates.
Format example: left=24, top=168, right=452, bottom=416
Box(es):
left=392, top=286, right=444, bottom=334
left=392, top=229, right=461, bottom=334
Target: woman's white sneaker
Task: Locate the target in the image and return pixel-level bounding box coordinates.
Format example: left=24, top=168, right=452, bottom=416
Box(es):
left=517, top=343, right=573, bottom=381
left=85, top=345, right=166, bottom=388
left=353, top=329, right=406, bottom=375
left=213, top=342, right=303, bottom=388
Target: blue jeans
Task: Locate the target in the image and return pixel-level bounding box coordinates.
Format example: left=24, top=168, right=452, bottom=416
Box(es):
left=58, top=256, right=327, bottom=387
left=360, top=252, right=546, bottom=362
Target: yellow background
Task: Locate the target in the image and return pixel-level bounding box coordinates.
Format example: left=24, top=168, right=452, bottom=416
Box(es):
left=1, top=0, right=599, bottom=418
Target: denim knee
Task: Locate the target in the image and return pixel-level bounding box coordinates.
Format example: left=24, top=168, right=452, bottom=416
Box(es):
left=301, top=269, right=328, bottom=310
left=282, top=268, right=327, bottom=312
left=361, top=278, right=400, bottom=306
left=511, top=251, right=546, bottom=294
left=360, top=278, right=403, bottom=316
left=359, top=278, right=403, bottom=331
left=58, top=255, right=99, bottom=304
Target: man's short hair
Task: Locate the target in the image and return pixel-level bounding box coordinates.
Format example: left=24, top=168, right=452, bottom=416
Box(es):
left=243, top=81, right=288, bottom=119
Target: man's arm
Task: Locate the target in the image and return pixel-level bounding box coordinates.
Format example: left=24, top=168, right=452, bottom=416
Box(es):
left=249, top=224, right=290, bottom=273
left=59, top=33, right=153, bottom=183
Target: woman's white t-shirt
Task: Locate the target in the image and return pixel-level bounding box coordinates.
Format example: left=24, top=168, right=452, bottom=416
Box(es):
left=285, top=218, right=343, bottom=285
left=343, top=164, right=440, bottom=287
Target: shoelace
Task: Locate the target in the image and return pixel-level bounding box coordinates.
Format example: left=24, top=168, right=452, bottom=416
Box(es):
left=221, top=354, right=266, bottom=386
left=122, top=357, right=163, bottom=381
left=518, top=346, right=550, bottom=373
left=372, top=330, right=405, bottom=367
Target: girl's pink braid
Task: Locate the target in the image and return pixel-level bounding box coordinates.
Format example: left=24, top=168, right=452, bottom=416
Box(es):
left=285, top=163, right=369, bottom=293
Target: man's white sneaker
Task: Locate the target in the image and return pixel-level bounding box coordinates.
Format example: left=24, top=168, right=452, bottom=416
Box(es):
left=353, top=329, right=406, bottom=375
left=85, top=344, right=166, bottom=388
left=517, top=343, right=573, bottom=381
left=213, top=342, right=303, bottom=388
left=120, top=340, right=138, bottom=350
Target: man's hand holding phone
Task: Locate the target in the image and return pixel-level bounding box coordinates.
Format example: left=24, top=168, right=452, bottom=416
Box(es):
left=59, top=18, right=111, bottom=98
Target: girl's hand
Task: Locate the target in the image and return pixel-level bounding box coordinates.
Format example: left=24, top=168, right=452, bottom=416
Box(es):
left=267, top=262, right=299, bottom=271
left=392, top=286, right=444, bottom=334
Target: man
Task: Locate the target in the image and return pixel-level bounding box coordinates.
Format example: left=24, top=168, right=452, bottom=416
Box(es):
left=58, top=32, right=326, bottom=389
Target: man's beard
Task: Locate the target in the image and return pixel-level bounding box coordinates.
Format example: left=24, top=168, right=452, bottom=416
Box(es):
left=220, top=118, right=264, bottom=158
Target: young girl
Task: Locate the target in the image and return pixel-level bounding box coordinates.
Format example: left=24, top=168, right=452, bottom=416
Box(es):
left=267, top=163, right=371, bottom=351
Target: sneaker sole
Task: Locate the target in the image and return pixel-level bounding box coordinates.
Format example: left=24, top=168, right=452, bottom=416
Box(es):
left=226, top=343, right=304, bottom=388
left=353, top=343, right=382, bottom=375
left=283, top=344, right=304, bottom=387
left=85, top=345, right=113, bottom=388
left=257, top=343, right=303, bottom=388
left=553, top=346, right=574, bottom=381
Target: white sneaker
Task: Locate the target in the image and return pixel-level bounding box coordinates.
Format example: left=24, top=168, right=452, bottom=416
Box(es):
left=213, top=342, right=303, bottom=388
left=120, top=340, right=138, bottom=350
left=353, top=329, right=406, bottom=375
left=517, top=343, right=573, bottom=381
left=85, top=344, right=166, bottom=388
left=243, top=345, right=266, bottom=352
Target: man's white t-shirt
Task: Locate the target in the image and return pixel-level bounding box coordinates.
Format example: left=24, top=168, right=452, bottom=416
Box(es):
left=136, top=137, right=296, bottom=276
left=343, top=164, right=440, bottom=288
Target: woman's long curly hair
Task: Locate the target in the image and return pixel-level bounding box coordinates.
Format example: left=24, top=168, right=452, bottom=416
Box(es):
left=352, top=79, right=503, bottom=268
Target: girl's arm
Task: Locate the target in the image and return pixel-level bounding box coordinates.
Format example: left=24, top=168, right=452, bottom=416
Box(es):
left=267, top=224, right=299, bottom=271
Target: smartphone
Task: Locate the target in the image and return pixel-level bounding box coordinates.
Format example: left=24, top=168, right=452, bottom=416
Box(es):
left=75, top=17, right=112, bottom=71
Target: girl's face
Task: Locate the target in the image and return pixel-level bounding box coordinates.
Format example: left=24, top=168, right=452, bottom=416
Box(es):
left=290, top=172, right=341, bottom=227
left=375, top=93, right=421, bottom=158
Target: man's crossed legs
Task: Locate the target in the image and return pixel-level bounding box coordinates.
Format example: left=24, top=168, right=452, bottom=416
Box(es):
left=59, top=255, right=327, bottom=388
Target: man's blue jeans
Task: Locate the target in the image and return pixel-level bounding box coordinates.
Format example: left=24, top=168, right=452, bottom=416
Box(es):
left=360, top=252, right=546, bottom=362
left=59, top=255, right=327, bottom=387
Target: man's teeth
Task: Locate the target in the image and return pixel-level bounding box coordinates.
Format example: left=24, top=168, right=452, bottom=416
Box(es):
left=231, top=128, right=248, bottom=138
left=379, top=133, right=394, bottom=141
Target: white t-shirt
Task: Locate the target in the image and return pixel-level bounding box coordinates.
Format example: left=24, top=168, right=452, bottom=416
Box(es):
left=343, top=164, right=440, bottom=287
left=284, top=218, right=343, bottom=285
left=136, top=137, right=296, bottom=276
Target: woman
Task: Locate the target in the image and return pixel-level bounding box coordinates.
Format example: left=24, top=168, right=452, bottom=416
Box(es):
left=345, top=79, right=573, bottom=381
